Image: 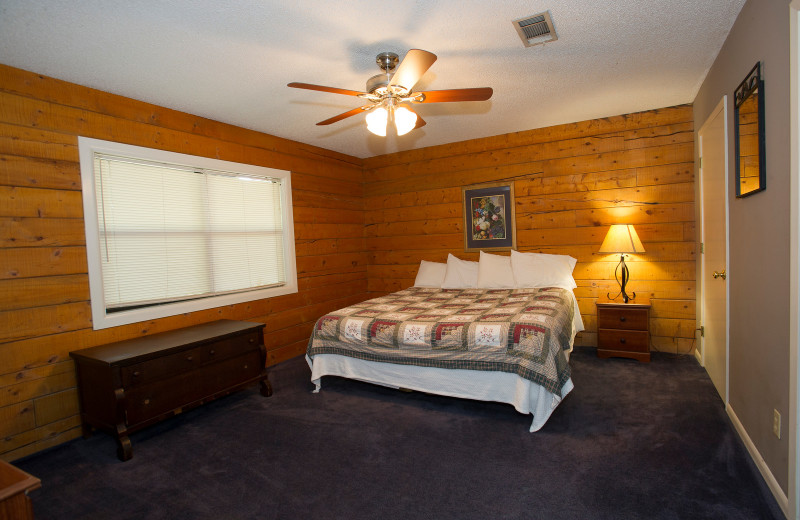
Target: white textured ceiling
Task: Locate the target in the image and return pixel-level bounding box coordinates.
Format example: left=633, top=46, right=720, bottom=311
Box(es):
left=0, top=0, right=744, bottom=159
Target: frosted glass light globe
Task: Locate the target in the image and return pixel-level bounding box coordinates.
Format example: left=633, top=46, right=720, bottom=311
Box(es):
left=394, top=106, right=417, bottom=136
left=365, top=106, right=388, bottom=136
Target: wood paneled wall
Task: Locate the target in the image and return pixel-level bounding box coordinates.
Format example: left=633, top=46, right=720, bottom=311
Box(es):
left=362, top=105, right=695, bottom=353
left=0, top=63, right=695, bottom=462
left=0, top=65, right=368, bottom=460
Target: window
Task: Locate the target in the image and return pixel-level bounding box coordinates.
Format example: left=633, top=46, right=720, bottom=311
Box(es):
left=79, top=137, right=297, bottom=330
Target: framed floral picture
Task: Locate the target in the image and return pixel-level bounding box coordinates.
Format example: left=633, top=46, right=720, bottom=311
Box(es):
left=462, top=182, right=516, bottom=252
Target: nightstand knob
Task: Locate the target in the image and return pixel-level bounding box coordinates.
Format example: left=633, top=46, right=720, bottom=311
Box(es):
left=133, top=371, right=140, bottom=377
left=620, top=338, right=627, bottom=344
left=620, top=316, right=627, bottom=322
left=209, top=349, right=215, bottom=356
left=186, top=356, right=193, bottom=362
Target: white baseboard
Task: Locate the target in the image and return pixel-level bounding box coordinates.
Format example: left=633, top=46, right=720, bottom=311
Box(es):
left=727, top=404, right=789, bottom=518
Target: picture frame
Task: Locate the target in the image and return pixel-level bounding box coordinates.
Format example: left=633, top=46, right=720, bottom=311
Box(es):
left=462, top=182, right=516, bottom=252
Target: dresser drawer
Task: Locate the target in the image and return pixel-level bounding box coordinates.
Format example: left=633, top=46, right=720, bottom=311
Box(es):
left=597, top=329, right=649, bottom=353
left=125, top=350, right=263, bottom=425
left=70, top=320, right=269, bottom=460
left=121, top=331, right=262, bottom=388
left=597, top=307, right=648, bottom=331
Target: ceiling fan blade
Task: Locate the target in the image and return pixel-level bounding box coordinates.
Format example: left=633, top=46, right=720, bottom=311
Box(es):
left=288, top=82, right=367, bottom=97
left=414, top=114, right=427, bottom=129
left=316, top=106, right=371, bottom=126
left=388, top=49, right=437, bottom=91
left=414, top=87, right=493, bottom=103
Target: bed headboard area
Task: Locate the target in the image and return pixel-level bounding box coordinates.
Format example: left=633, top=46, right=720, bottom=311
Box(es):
left=362, top=104, right=695, bottom=354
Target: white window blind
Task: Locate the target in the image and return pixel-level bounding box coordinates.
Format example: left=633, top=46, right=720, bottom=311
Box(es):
left=95, top=154, right=286, bottom=310
left=79, top=137, right=297, bottom=330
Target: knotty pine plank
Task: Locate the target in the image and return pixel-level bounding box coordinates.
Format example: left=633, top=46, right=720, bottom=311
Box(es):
left=0, top=133, right=78, bottom=162
left=0, top=154, right=81, bottom=191
left=0, top=370, right=75, bottom=408
left=0, top=64, right=362, bottom=169
left=33, top=388, right=78, bottom=426
left=0, top=246, right=87, bottom=279
left=0, top=360, right=73, bottom=387
left=0, top=186, right=83, bottom=218
left=0, top=217, right=86, bottom=247
left=0, top=274, right=88, bottom=311
left=0, top=302, right=92, bottom=343
left=363, top=104, right=692, bottom=169
left=1, top=424, right=81, bottom=462
left=0, top=401, right=35, bottom=438
left=295, top=237, right=366, bottom=257
left=366, top=133, right=627, bottom=182
left=0, top=90, right=363, bottom=184
left=0, top=415, right=80, bottom=457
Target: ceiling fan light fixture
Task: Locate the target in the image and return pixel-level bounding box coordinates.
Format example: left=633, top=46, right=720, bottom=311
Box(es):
left=394, top=106, right=417, bottom=136
left=365, top=106, right=388, bottom=136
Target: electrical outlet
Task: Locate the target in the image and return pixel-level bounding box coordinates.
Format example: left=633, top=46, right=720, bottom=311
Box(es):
left=773, top=409, right=781, bottom=439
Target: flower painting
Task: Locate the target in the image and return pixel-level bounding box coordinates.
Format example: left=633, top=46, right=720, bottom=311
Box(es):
left=462, top=183, right=516, bottom=252
left=471, top=195, right=506, bottom=240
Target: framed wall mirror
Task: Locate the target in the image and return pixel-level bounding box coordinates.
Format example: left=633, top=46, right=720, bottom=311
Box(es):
left=734, top=62, right=766, bottom=197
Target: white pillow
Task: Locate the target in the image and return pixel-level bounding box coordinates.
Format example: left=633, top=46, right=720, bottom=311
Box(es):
left=477, top=251, right=515, bottom=288
left=441, top=254, right=479, bottom=289
left=413, top=260, right=447, bottom=287
left=511, top=250, right=578, bottom=289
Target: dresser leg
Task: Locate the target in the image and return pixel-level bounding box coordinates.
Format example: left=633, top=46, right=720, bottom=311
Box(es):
left=116, top=436, right=132, bottom=461
left=259, top=378, right=273, bottom=397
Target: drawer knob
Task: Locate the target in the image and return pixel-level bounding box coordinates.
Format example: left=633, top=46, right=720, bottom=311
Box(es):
left=620, top=338, right=627, bottom=344
left=619, top=316, right=627, bottom=322
left=186, top=356, right=193, bottom=362
left=143, top=399, right=150, bottom=405
left=209, top=349, right=215, bottom=355
left=133, top=371, right=140, bottom=377
left=249, top=338, right=255, bottom=344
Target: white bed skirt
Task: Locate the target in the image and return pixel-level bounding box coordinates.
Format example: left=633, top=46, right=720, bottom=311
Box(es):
left=306, top=353, right=574, bottom=432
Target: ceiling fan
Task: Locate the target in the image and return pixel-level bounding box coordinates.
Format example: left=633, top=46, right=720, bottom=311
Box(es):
left=288, top=49, right=493, bottom=136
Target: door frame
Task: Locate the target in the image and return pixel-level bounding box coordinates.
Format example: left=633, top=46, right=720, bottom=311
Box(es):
left=789, top=2, right=800, bottom=517
left=697, top=96, right=730, bottom=404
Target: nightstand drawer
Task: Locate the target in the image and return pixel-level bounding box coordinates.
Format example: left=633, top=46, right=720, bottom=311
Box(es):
left=596, top=297, right=651, bottom=362
left=597, top=329, right=649, bottom=352
left=597, top=307, right=648, bottom=331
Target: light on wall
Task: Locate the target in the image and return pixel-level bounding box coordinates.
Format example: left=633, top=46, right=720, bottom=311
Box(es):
left=365, top=101, right=418, bottom=137
left=598, top=224, right=645, bottom=303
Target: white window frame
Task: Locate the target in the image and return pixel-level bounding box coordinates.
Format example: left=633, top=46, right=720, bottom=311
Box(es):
left=78, top=137, right=298, bottom=330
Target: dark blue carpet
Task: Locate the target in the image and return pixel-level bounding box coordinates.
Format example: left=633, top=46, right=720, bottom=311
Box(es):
left=15, top=348, right=783, bottom=519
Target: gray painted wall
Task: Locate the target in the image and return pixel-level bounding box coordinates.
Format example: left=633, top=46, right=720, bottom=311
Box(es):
left=693, top=0, right=791, bottom=493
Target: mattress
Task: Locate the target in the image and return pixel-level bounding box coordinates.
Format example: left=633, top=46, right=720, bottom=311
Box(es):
left=306, top=286, right=584, bottom=431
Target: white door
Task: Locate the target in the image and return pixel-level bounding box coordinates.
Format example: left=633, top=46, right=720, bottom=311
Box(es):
left=698, top=98, right=729, bottom=402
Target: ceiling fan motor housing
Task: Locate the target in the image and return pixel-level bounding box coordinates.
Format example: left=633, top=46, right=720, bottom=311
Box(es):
left=366, top=73, right=393, bottom=95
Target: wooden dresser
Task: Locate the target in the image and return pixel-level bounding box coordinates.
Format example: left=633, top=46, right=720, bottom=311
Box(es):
left=70, top=320, right=270, bottom=461
left=596, top=296, right=651, bottom=362
left=0, top=460, right=40, bottom=520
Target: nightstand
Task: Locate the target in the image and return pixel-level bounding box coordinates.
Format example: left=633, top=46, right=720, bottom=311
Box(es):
left=596, top=296, right=651, bottom=362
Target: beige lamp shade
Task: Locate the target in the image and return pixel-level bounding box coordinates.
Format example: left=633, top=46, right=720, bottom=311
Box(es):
left=598, top=224, right=645, bottom=254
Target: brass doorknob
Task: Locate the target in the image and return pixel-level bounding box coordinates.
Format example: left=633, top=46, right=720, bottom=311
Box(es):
left=713, top=269, right=726, bottom=280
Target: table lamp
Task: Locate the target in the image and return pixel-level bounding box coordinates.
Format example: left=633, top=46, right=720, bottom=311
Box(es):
left=598, top=224, right=645, bottom=303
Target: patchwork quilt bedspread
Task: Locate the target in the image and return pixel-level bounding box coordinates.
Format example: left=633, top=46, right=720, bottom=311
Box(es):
left=306, top=286, right=575, bottom=395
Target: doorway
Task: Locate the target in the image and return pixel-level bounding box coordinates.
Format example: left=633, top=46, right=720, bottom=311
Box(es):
left=698, top=97, right=729, bottom=403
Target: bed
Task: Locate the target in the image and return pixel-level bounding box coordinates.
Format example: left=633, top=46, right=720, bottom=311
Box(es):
left=306, top=251, right=585, bottom=431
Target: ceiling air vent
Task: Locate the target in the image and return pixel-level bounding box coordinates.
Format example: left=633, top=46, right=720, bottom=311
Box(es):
left=512, top=11, right=557, bottom=47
